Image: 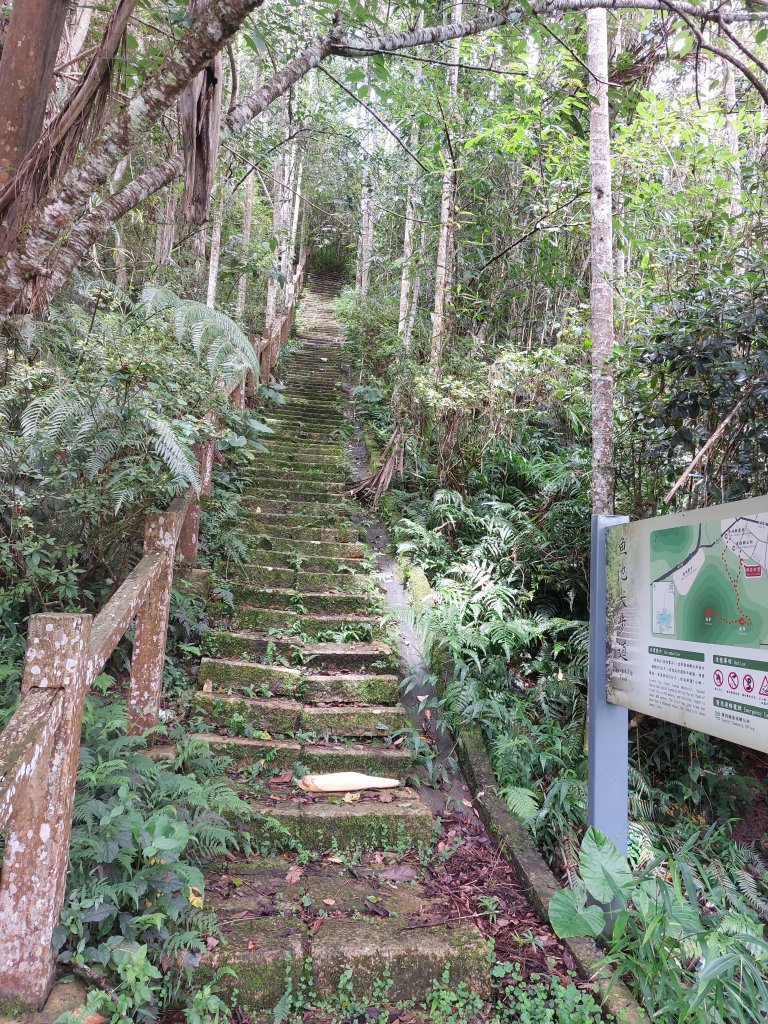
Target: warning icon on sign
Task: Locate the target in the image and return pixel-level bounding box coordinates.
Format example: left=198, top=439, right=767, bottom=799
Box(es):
left=761, top=676, right=768, bottom=697
left=713, top=669, right=724, bottom=687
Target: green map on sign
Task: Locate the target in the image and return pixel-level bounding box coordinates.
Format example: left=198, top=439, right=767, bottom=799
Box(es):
left=650, top=518, right=768, bottom=648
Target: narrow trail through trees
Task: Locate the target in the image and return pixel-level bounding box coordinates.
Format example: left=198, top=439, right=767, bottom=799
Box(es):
left=184, top=278, right=580, bottom=1018
left=191, top=276, right=489, bottom=1010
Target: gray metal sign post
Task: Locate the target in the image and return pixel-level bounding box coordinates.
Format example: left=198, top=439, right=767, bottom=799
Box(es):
left=588, top=513, right=630, bottom=855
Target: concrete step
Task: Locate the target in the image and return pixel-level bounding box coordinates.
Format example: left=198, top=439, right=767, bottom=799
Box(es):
left=246, top=522, right=362, bottom=544
left=235, top=566, right=370, bottom=594
left=248, top=786, right=433, bottom=849
left=193, top=733, right=415, bottom=776
left=228, top=608, right=379, bottom=639
left=202, top=631, right=397, bottom=672
left=189, top=692, right=408, bottom=738
left=239, top=551, right=367, bottom=572
left=199, top=658, right=400, bottom=704
left=229, top=584, right=374, bottom=616
left=247, top=537, right=366, bottom=558
left=197, top=859, right=490, bottom=1009
left=247, top=478, right=348, bottom=497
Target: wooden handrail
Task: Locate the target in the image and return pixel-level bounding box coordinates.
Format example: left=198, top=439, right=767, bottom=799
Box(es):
left=88, top=551, right=164, bottom=681
left=0, top=689, right=64, bottom=828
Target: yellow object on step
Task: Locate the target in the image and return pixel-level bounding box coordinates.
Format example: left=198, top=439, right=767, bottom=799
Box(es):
left=297, top=772, right=400, bottom=793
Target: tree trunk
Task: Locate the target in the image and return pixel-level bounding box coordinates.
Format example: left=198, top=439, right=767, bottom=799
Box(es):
left=180, top=0, right=223, bottom=226
left=0, top=0, right=70, bottom=190
left=285, top=149, right=304, bottom=307
left=356, top=157, right=375, bottom=297
left=113, top=156, right=129, bottom=290
left=429, top=0, right=463, bottom=370
left=587, top=7, right=615, bottom=516
left=154, top=176, right=178, bottom=267
left=263, top=95, right=291, bottom=343
left=206, top=189, right=225, bottom=307
left=404, top=222, right=426, bottom=351
left=58, top=0, right=93, bottom=68
left=722, top=52, right=742, bottom=237
left=236, top=169, right=254, bottom=318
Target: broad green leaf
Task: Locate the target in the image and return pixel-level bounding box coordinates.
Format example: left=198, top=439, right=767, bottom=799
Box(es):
left=579, top=827, right=633, bottom=903
left=549, top=886, right=605, bottom=939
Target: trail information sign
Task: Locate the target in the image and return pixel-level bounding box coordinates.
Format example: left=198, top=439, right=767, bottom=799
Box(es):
left=605, top=495, right=768, bottom=754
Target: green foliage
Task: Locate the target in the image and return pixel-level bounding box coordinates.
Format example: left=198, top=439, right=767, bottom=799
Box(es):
left=550, top=829, right=768, bottom=1024
left=55, top=693, right=250, bottom=1022
left=0, top=280, right=269, bottom=628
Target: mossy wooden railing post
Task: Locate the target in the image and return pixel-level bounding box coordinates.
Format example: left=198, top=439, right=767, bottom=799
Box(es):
left=178, top=439, right=215, bottom=564
left=0, top=613, right=92, bottom=1007
left=127, top=507, right=180, bottom=734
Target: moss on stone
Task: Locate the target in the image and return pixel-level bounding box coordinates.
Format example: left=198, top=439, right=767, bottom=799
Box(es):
left=199, top=658, right=302, bottom=697
left=255, top=810, right=432, bottom=854
left=300, top=744, right=414, bottom=777
left=295, top=571, right=367, bottom=593
left=305, top=673, right=399, bottom=706
left=190, top=693, right=301, bottom=735
left=196, top=918, right=305, bottom=1010
left=233, top=608, right=298, bottom=631
left=299, top=705, right=406, bottom=737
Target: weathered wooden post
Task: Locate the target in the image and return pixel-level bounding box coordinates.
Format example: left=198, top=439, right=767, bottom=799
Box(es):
left=128, top=511, right=177, bottom=733
left=0, top=613, right=92, bottom=1007
left=260, top=335, right=271, bottom=384
left=232, top=376, right=246, bottom=410
left=178, top=441, right=215, bottom=564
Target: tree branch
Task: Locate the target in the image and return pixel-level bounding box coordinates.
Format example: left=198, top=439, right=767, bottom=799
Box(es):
left=0, top=0, right=265, bottom=315
left=318, top=65, right=430, bottom=174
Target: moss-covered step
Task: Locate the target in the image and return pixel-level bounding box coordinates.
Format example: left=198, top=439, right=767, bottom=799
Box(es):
left=237, top=551, right=367, bottom=573
left=253, top=495, right=357, bottom=514
left=191, top=692, right=407, bottom=738
left=229, top=585, right=373, bottom=616
left=200, top=658, right=399, bottom=704
left=264, top=422, right=347, bottom=439
left=189, top=693, right=302, bottom=734
left=248, top=788, right=433, bottom=851
left=299, top=703, right=408, bottom=737
left=264, top=439, right=343, bottom=455
left=256, top=465, right=350, bottom=484
left=247, top=538, right=366, bottom=558
left=311, top=915, right=491, bottom=1003
left=259, top=452, right=349, bottom=469
left=199, top=657, right=303, bottom=697
left=302, top=671, right=400, bottom=705
left=243, top=510, right=357, bottom=531
left=247, top=477, right=347, bottom=496
left=196, top=915, right=306, bottom=1010
left=244, top=522, right=362, bottom=543
left=231, top=569, right=370, bottom=594
left=266, top=411, right=346, bottom=427
left=202, top=631, right=396, bottom=672
left=228, top=609, right=379, bottom=639
left=241, top=497, right=356, bottom=517
left=193, top=733, right=416, bottom=776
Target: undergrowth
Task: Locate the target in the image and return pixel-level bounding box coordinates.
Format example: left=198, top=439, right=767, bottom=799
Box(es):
left=339, top=285, right=768, bottom=1024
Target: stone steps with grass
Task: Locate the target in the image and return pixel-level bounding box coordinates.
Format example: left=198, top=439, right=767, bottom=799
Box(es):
left=192, top=276, right=489, bottom=1011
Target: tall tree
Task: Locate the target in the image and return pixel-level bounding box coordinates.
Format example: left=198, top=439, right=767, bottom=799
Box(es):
left=430, top=0, right=463, bottom=370
left=0, top=0, right=70, bottom=190
left=587, top=6, right=615, bottom=515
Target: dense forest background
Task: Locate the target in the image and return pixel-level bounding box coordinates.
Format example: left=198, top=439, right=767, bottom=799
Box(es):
left=2, top=0, right=768, bottom=1021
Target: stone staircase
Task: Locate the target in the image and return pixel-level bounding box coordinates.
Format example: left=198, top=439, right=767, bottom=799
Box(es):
left=192, top=276, right=489, bottom=1014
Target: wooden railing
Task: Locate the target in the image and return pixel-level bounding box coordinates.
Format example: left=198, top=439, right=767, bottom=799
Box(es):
left=0, top=258, right=306, bottom=1008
